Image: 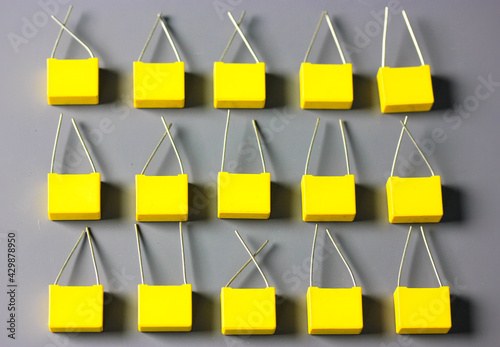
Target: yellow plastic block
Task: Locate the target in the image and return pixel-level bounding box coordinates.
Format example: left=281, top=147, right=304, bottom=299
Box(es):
left=377, top=65, right=434, bottom=113
left=213, top=62, right=266, bottom=108
left=394, top=286, right=451, bottom=334
left=133, top=61, right=185, bottom=108
left=136, top=174, right=188, bottom=222
left=386, top=176, right=443, bottom=223
left=217, top=172, right=270, bottom=219
left=48, top=285, right=103, bottom=332
left=307, top=287, right=363, bottom=335
left=220, top=287, right=276, bottom=335
left=48, top=173, right=101, bottom=220
left=138, top=284, right=192, bottom=332
left=300, top=63, right=353, bottom=109
left=301, top=174, right=356, bottom=222
left=47, top=58, right=99, bottom=105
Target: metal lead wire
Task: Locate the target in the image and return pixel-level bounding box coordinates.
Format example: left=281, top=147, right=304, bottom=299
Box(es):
left=397, top=226, right=413, bottom=287
left=226, top=240, right=269, bottom=287
left=309, top=224, right=319, bottom=287
left=220, top=11, right=246, bottom=62
left=86, top=227, right=100, bottom=285
left=179, top=222, right=187, bottom=285
left=161, top=117, right=184, bottom=175
left=71, top=119, right=96, bottom=173
left=252, top=120, right=266, bottom=173
left=304, top=118, right=320, bottom=175
left=420, top=226, right=443, bottom=287
left=54, top=230, right=86, bottom=285
left=399, top=120, right=435, bottom=176
left=381, top=7, right=389, bottom=67
left=135, top=224, right=145, bottom=285
left=390, top=116, right=408, bottom=177
left=304, top=11, right=346, bottom=64
left=227, top=11, right=260, bottom=64
left=234, top=230, right=270, bottom=288
left=50, top=114, right=63, bottom=174
left=158, top=14, right=181, bottom=62
left=141, top=122, right=173, bottom=175
left=324, top=12, right=346, bottom=64
left=304, top=11, right=326, bottom=63
left=221, top=110, right=231, bottom=172
left=50, top=15, right=95, bottom=58
left=138, top=13, right=162, bottom=61
left=51, top=5, right=73, bottom=59
left=325, top=229, right=357, bottom=287
left=402, top=10, right=425, bottom=66
left=339, top=119, right=350, bottom=175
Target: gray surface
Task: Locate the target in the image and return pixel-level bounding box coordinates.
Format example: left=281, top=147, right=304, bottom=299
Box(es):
left=0, top=0, right=499, bottom=346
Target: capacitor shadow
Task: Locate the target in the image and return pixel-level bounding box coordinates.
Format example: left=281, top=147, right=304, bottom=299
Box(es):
left=192, top=292, right=216, bottom=332
left=99, top=68, right=119, bottom=104
left=275, top=295, right=298, bottom=335
left=103, top=292, right=126, bottom=332
left=449, top=295, right=473, bottom=334
left=354, top=184, right=376, bottom=221
left=101, top=182, right=123, bottom=220
left=265, top=73, right=286, bottom=109
left=440, top=185, right=464, bottom=223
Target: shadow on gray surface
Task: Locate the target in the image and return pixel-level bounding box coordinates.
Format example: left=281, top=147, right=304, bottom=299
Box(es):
left=265, top=73, right=285, bottom=109
left=352, top=74, right=376, bottom=110
left=101, top=182, right=122, bottom=220
left=432, top=75, right=453, bottom=111
left=103, top=292, right=126, bottom=332
left=192, top=292, right=216, bottom=332
left=362, top=295, right=384, bottom=334
left=449, top=295, right=473, bottom=334
left=99, top=69, right=119, bottom=104
left=270, top=182, right=292, bottom=219
left=275, top=295, right=297, bottom=335
left=354, top=184, right=376, bottom=222
left=188, top=183, right=211, bottom=221
left=441, top=185, right=464, bottom=223
left=185, top=72, right=206, bottom=108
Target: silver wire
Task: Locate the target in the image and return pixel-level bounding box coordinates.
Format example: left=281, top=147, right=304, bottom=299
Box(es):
left=226, top=240, right=269, bottom=287
left=227, top=11, right=260, bottom=64
left=50, top=15, right=95, bottom=58
left=220, top=11, right=246, bottom=62
left=390, top=116, right=408, bottom=177
left=309, top=224, right=319, bottom=287
left=86, top=227, right=100, bottom=285
left=304, top=118, right=320, bottom=175
left=140, top=122, right=173, bottom=175
left=381, top=7, right=388, bottom=67
left=179, top=222, right=187, bottom=285
left=399, top=120, right=435, bottom=176
left=50, top=114, right=63, bottom=174
left=221, top=110, right=231, bottom=172
left=324, top=12, right=346, bottom=65
left=397, top=226, right=413, bottom=287
left=234, top=230, right=270, bottom=288
left=158, top=14, right=181, bottom=62
left=138, top=13, right=162, bottom=61
left=304, top=11, right=326, bottom=63
left=402, top=10, right=425, bottom=66
left=54, top=230, right=86, bottom=285
left=71, top=119, right=96, bottom=173
left=161, top=117, right=184, bottom=175
left=50, top=5, right=73, bottom=59
left=325, top=229, right=357, bottom=288
left=252, top=120, right=266, bottom=173
left=339, top=119, right=350, bottom=175
left=420, top=226, right=443, bottom=287
left=135, top=224, right=145, bottom=285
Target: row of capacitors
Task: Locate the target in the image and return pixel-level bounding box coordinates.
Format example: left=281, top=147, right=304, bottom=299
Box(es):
left=46, top=6, right=452, bottom=336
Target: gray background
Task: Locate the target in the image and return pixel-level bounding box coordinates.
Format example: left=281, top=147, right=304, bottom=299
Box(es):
left=0, top=0, right=498, bottom=346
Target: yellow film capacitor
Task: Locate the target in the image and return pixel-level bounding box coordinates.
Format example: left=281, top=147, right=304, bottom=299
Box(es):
left=136, top=117, right=188, bottom=222
left=300, top=11, right=353, bottom=109
left=377, top=8, right=434, bottom=113
left=217, top=110, right=270, bottom=219
left=394, top=226, right=451, bottom=334
left=301, top=118, right=356, bottom=222
left=47, top=6, right=99, bottom=105
left=387, top=117, right=443, bottom=223
left=307, top=225, right=363, bottom=334
left=135, top=223, right=192, bottom=332
left=220, top=231, right=275, bottom=335
left=134, top=13, right=185, bottom=108
left=48, top=228, right=103, bottom=332
left=214, top=11, right=265, bottom=108
left=48, top=114, right=101, bottom=221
